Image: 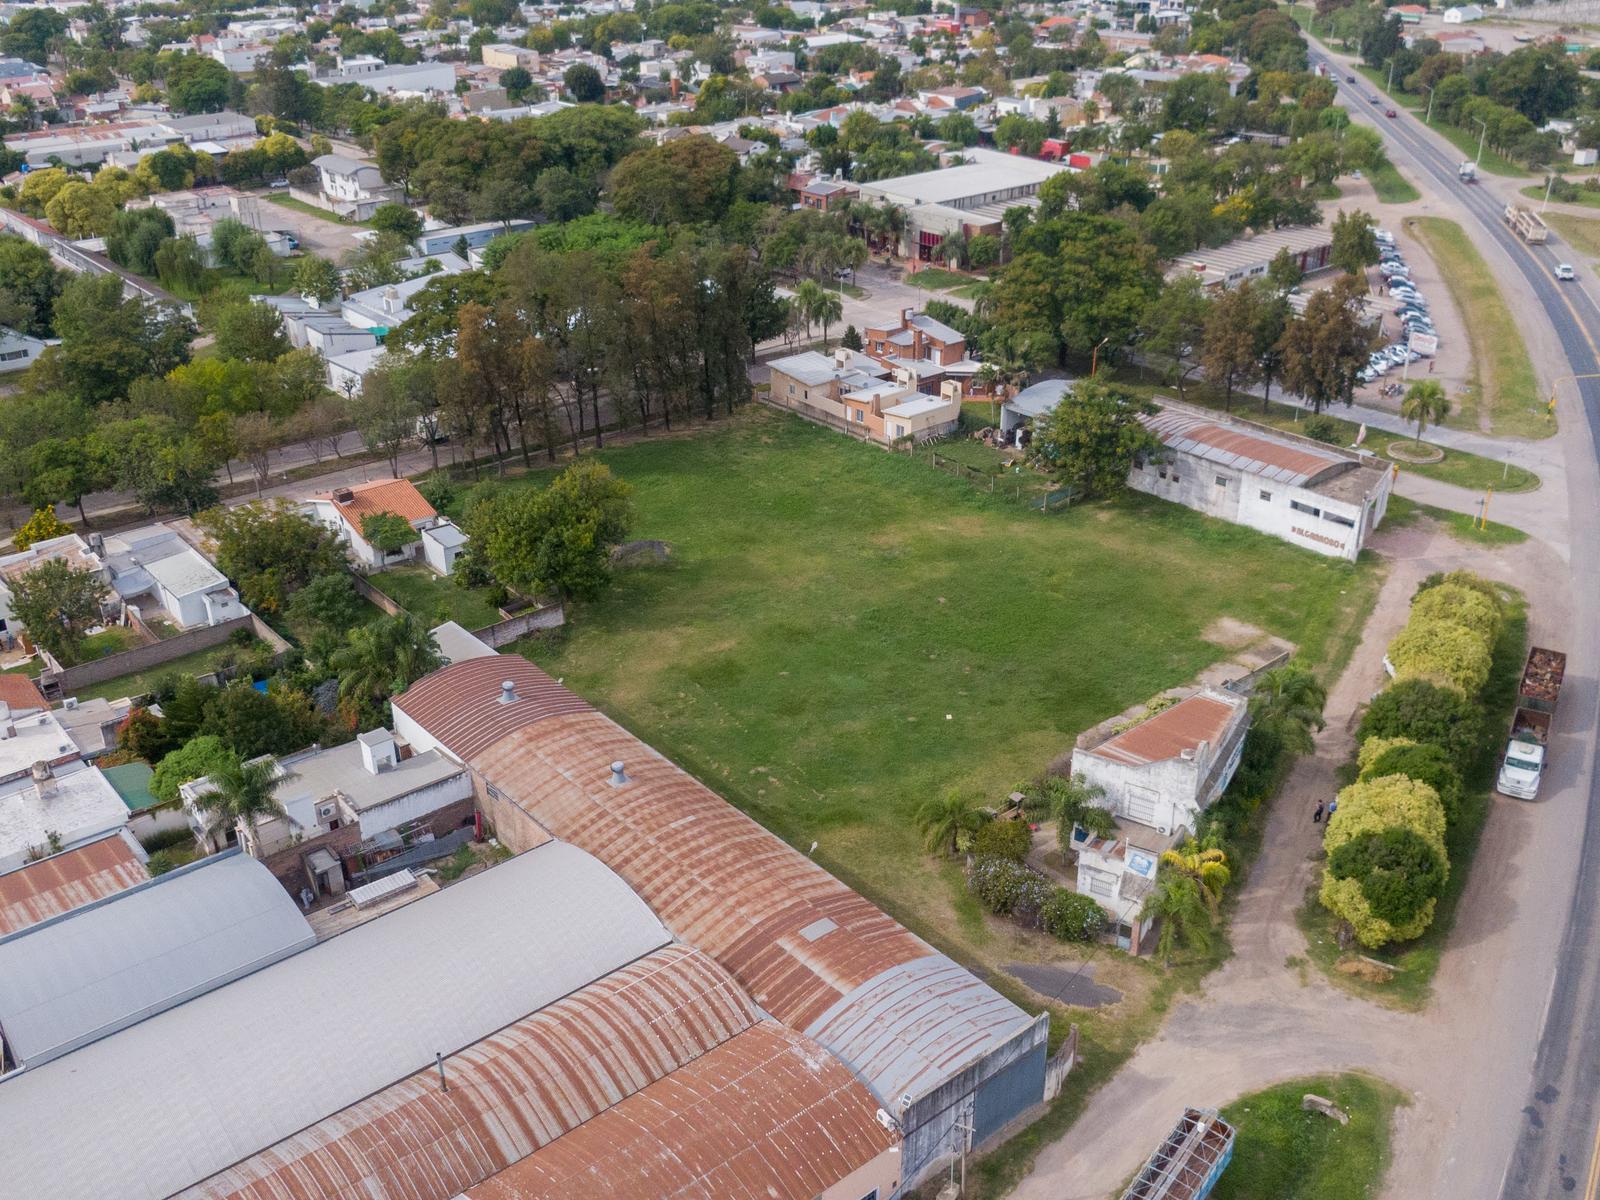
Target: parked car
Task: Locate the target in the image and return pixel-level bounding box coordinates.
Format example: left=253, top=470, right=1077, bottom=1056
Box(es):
left=1556, top=263, right=1577, bottom=280
left=269, top=178, right=290, bottom=189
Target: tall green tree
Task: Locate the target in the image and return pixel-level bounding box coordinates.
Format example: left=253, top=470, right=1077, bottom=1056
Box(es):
left=1401, top=379, right=1449, bottom=444
left=1330, top=208, right=1380, bottom=283
left=1200, top=281, right=1267, bottom=411
left=1277, top=276, right=1375, bottom=413
left=470, top=459, right=633, bottom=600
left=1250, top=663, right=1328, bottom=756
left=332, top=612, right=444, bottom=708
left=1031, top=378, right=1162, bottom=498
left=1142, top=874, right=1215, bottom=966
left=192, top=755, right=287, bottom=847
left=196, top=500, right=347, bottom=613
left=9, top=558, right=109, bottom=665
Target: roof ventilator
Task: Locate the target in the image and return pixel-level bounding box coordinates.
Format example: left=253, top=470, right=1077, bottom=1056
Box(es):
left=608, top=760, right=630, bottom=787
left=497, top=680, right=518, bottom=704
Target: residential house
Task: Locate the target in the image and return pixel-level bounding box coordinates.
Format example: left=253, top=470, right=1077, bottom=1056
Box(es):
left=841, top=379, right=965, bottom=443
left=766, top=346, right=893, bottom=422
left=1129, top=399, right=1394, bottom=561
left=0, top=708, right=130, bottom=874
left=97, top=525, right=247, bottom=632
left=1443, top=3, right=1485, bottom=19
left=862, top=306, right=986, bottom=394
left=1068, top=687, right=1250, bottom=950
left=304, top=57, right=458, bottom=96
left=304, top=477, right=468, bottom=574
left=308, top=152, right=399, bottom=221
left=0, top=534, right=105, bottom=645
left=799, top=176, right=859, bottom=211
left=0, top=327, right=55, bottom=372
left=481, top=42, right=540, bottom=69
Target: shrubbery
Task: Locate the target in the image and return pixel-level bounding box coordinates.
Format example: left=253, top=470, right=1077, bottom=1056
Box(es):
left=1319, top=775, right=1448, bottom=948
left=1387, top=617, right=1492, bottom=695
left=1041, top=888, right=1107, bottom=942
left=967, top=857, right=1051, bottom=923
left=1361, top=741, right=1463, bottom=827
left=1357, top=679, right=1481, bottom=762
left=971, top=818, right=1032, bottom=862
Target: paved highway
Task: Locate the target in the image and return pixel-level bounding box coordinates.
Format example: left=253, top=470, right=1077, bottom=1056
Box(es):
left=1311, top=51, right=1600, bottom=1200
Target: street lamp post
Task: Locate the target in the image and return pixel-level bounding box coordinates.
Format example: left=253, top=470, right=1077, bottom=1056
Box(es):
left=1090, top=335, right=1110, bottom=376
left=1423, top=83, right=1435, bottom=126
left=1541, top=173, right=1556, bottom=213
left=1547, top=372, right=1600, bottom=418
left=1387, top=58, right=1396, bottom=91
left=1474, top=116, right=1489, bottom=168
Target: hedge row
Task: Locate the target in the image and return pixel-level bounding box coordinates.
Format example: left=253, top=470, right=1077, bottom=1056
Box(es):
left=967, top=855, right=1108, bottom=944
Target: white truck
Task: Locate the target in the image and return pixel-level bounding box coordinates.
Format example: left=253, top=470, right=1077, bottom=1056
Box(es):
left=1496, top=647, right=1566, bottom=800
left=1458, top=160, right=1476, bottom=182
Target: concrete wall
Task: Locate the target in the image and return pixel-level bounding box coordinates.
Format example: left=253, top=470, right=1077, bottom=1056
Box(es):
left=42, top=613, right=289, bottom=697
left=355, top=771, right=474, bottom=838
left=469, top=603, right=565, bottom=648
left=350, top=572, right=406, bottom=617
left=476, top=775, right=550, bottom=852
left=259, top=823, right=362, bottom=897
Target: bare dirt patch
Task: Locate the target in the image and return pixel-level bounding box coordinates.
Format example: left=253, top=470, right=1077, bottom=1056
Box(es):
left=1203, top=616, right=1268, bottom=649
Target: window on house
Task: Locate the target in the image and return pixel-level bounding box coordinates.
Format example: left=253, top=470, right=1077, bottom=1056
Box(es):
left=1085, top=870, right=1115, bottom=899
left=788, top=382, right=795, bottom=394
left=1290, top=500, right=1321, bottom=517
left=1215, top=476, right=1227, bottom=487
left=1324, top=511, right=1356, bottom=528
left=1259, top=490, right=1272, bottom=502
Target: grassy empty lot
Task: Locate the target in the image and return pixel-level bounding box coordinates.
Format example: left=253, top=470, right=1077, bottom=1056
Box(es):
left=1544, top=211, right=1600, bottom=260
left=508, top=410, right=1379, bottom=955
left=1370, top=158, right=1421, bottom=204
left=370, top=565, right=504, bottom=631
left=1214, top=1074, right=1404, bottom=1200
left=906, top=266, right=979, bottom=291
left=1524, top=183, right=1600, bottom=212
left=1404, top=218, right=1549, bottom=440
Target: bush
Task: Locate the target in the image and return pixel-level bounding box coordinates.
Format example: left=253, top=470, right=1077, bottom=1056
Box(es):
left=968, top=856, right=1052, bottom=923
left=416, top=473, right=457, bottom=513
left=1356, top=735, right=1415, bottom=775
left=1041, top=888, right=1107, bottom=941
left=1386, top=616, right=1492, bottom=695
left=1320, top=774, right=1448, bottom=948
left=1301, top=415, right=1342, bottom=444
left=138, top=826, right=194, bottom=853
left=14, top=506, right=72, bottom=550
left=1357, top=679, right=1481, bottom=763
left=1361, top=742, right=1464, bottom=826
left=971, top=818, right=1032, bottom=862
left=1415, top=570, right=1504, bottom=615
left=1410, top=583, right=1502, bottom=644
left=1328, top=826, right=1447, bottom=926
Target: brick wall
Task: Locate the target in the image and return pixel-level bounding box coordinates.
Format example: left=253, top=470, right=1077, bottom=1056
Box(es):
left=470, top=603, right=565, bottom=648
left=41, top=614, right=291, bottom=698
left=259, top=824, right=362, bottom=896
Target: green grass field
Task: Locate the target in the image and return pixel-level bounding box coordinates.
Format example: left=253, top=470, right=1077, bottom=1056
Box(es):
left=371, top=564, right=504, bottom=630
left=503, top=409, right=1380, bottom=958
left=1370, top=157, right=1421, bottom=204
left=1384, top=495, right=1528, bottom=546
left=1523, top=182, right=1600, bottom=211
left=1408, top=217, right=1551, bottom=439
left=62, top=638, right=265, bottom=704
left=906, top=266, right=979, bottom=291
left=1214, top=1074, right=1405, bottom=1200
left=1544, top=210, right=1600, bottom=259
left=1299, top=597, right=1527, bottom=1009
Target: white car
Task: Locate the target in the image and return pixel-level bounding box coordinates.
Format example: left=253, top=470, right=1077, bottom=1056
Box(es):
left=1556, top=263, right=1577, bottom=281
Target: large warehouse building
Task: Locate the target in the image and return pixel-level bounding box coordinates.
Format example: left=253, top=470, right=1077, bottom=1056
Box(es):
left=0, top=651, right=1052, bottom=1199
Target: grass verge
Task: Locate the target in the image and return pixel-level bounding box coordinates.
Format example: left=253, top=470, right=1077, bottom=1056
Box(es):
left=1384, top=495, right=1528, bottom=545
left=1523, top=182, right=1600, bottom=211
left=1297, top=595, right=1528, bottom=1010
left=369, top=564, right=503, bottom=630
left=1543, top=210, right=1600, bottom=259
left=906, top=266, right=980, bottom=290
left=266, top=193, right=367, bottom=226
left=1214, top=1073, right=1406, bottom=1200
left=1406, top=216, right=1551, bottom=439
left=1370, top=157, right=1421, bottom=204
left=1108, top=372, right=1541, bottom=492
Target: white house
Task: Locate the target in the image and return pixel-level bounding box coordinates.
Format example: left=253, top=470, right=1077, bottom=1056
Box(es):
left=0, top=710, right=130, bottom=874
left=1443, top=5, right=1485, bottom=21
left=1066, top=687, right=1250, bottom=951
left=308, top=153, right=400, bottom=220
left=1128, top=399, right=1393, bottom=561
left=0, top=534, right=105, bottom=642
left=0, top=327, right=56, bottom=372
left=97, top=525, right=246, bottom=632
left=303, top=478, right=468, bottom=574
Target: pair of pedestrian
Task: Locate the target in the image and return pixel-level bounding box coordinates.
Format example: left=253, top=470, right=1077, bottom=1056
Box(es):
left=1312, top=801, right=1324, bottom=824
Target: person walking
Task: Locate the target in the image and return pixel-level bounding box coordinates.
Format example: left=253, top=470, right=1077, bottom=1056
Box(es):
left=1327, top=799, right=1338, bottom=820
left=1313, top=801, right=1325, bottom=824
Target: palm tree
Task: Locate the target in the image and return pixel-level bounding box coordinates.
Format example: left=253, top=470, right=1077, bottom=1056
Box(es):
left=880, top=203, right=907, bottom=258
left=196, top=756, right=286, bottom=850
left=813, top=288, right=843, bottom=349
left=333, top=612, right=444, bottom=706
left=1400, top=379, right=1450, bottom=445
left=1141, top=874, right=1215, bottom=966
left=1250, top=662, right=1327, bottom=756
left=1159, top=843, right=1232, bottom=917
left=916, top=790, right=986, bottom=856
left=1045, top=774, right=1117, bottom=854
left=792, top=279, right=825, bottom=344
left=933, top=230, right=968, bottom=270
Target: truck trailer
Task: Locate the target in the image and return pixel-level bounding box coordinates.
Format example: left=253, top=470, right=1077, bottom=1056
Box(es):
left=1497, top=646, right=1566, bottom=800
left=1504, top=204, right=1550, bottom=243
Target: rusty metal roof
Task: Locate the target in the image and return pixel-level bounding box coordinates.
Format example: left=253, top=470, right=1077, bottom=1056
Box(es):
left=181, top=945, right=757, bottom=1200
left=0, top=831, right=146, bottom=936
left=395, top=657, right=594, bottom=761
left=473, top=710, right=930, bottom=1032
left=465, top=1021, right=898, bottom=1200
left=1091, top=693, right=1243, bottom=767
left=1144, top=408, right=1347, bottom=486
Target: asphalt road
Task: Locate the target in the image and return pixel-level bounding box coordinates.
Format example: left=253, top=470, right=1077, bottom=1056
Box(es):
left=1311, top=50, right=1600, bottom=1200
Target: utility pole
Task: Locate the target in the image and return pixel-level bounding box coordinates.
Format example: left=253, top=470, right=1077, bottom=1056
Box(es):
left=1475, top=116, right=1489, bottom=168
left=1423, top=83, right=1435, bottom=125
left=1542, top=172, right=1556, bottom=213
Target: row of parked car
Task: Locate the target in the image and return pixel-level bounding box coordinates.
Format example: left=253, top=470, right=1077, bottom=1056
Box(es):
left=1359, top=228, right=1436, bottom=386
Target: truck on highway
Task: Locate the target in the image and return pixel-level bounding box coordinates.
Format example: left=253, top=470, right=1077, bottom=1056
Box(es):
left=1504, top=204, right=1550, bottom=244
left=1497, top=646, right=1567, bottom=800
left=1458, top=160, right=1476, bottom=182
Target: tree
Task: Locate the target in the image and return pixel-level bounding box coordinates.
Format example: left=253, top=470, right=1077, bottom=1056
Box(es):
left=105, top=207, right=175, bottom=276
left=499, top=65, right=533, bottom=100
left=44, top=181, right=116, bottom=239
left=1400, top=379, right=1449, bottom=445
left=811, top=287, right=843, bottom=348
left=23, top=437, right=109, bottom=524
left=149, top=735, right=239, bottom=805
left=1031, top=378, right=1162, bottom=499
left=9, top=558, right=109, bottom=665
left=284, top=572, right=366, bottom=635
left=211, top=299, right=290, bottom=362
left=1201, top=281, right=1267, bottom=411
left=191, top=754, right=287, bottom=847
left=369, top=202, right=423, bottom=242
left=1040, top=889, right=1107, bottom=942
left=1041, top=774, right=1117, bottom=854
left=360, top=511, right=417, bottom=554
left=165, top=53, right=233, bottom=114
left=197, top=500, right=347, bottom=614
left=292, top=255, right=342, bottom=305
left=1140, top=273, right=1210, bottom=399
left=1320, top=775, right=1448, bottom=947
left=0, top=236, right=63, bottom=336
left=1387, top=617, right=1492, bottom=695
left=608, top=136, right=738, bottom=226
left=1330, top=209, right=1379, bottom=282
left=1277, top=276, right=1376, bottom=413
left=13, top=507, right=71, bottom=550
left=1361, top=741, right=1463, bottom=826
left=1142, top=874, right=1214, bottom=966
left=916, top=790, right=986, bottom=856
left=2, top=8, right=67, bottom=62
left=353, top=358, right=427, bottom=476
left=563, top=63, right=605, bottom=102
left=1357, top=679, right=1482, bottom=763
left=40, top=272, right=194, bottom=407
left=200, top=683, right=324, bottom=759
left=470, top=459, right=634, bottom=600
left=332, top=612, right=444, bottom=708
left=1249, top=662, right=1327, bottom=756
left=1159, top=843, right=1232, bottom=917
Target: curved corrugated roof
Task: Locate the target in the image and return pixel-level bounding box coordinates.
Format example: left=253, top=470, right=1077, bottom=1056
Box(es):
left=1144, top=409, right=1347, bottom=486
left=466, top=1021, right=898, bottom=1200
left=395, top=657, right=594, bottom=760
left=181, top=945, right=758, bottom=1200
left=474, top=711, right=930, bottom=1032
left=1, top=840, right=672, bottom=1200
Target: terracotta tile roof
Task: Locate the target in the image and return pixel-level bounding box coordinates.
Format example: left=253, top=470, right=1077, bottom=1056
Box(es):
left=1091, top=693, right=1242, bottom=767
left=0, top=674, right=48, bottom=713
left=0, top=833, right=146, bottom=936
left=321, top=478, right=437, bottom=525
left=396, top=657, right=595, bottom=761
left=466, top=1021, right=897, bottom=1200
left=181, top=945, right=758, bottom=1200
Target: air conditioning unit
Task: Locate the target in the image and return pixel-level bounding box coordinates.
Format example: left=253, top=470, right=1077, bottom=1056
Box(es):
left=1157, top=825, right=1170, bottom=836
left=318, top=802, right=338, bottom=821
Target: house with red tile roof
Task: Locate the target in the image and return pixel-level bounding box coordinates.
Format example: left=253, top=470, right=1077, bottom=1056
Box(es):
left=1064, top=686, right=1250, bottom=952
left=304, top=478, right=469, bottom=575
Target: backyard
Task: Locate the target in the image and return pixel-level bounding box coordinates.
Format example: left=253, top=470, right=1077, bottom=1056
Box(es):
left=370, top=564, right=504, bottom=631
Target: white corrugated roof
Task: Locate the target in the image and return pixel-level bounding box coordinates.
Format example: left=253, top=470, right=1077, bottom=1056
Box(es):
left=0, top=850, right=313, bottom=1069
left=0, top=840, right=672, bottom=1200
